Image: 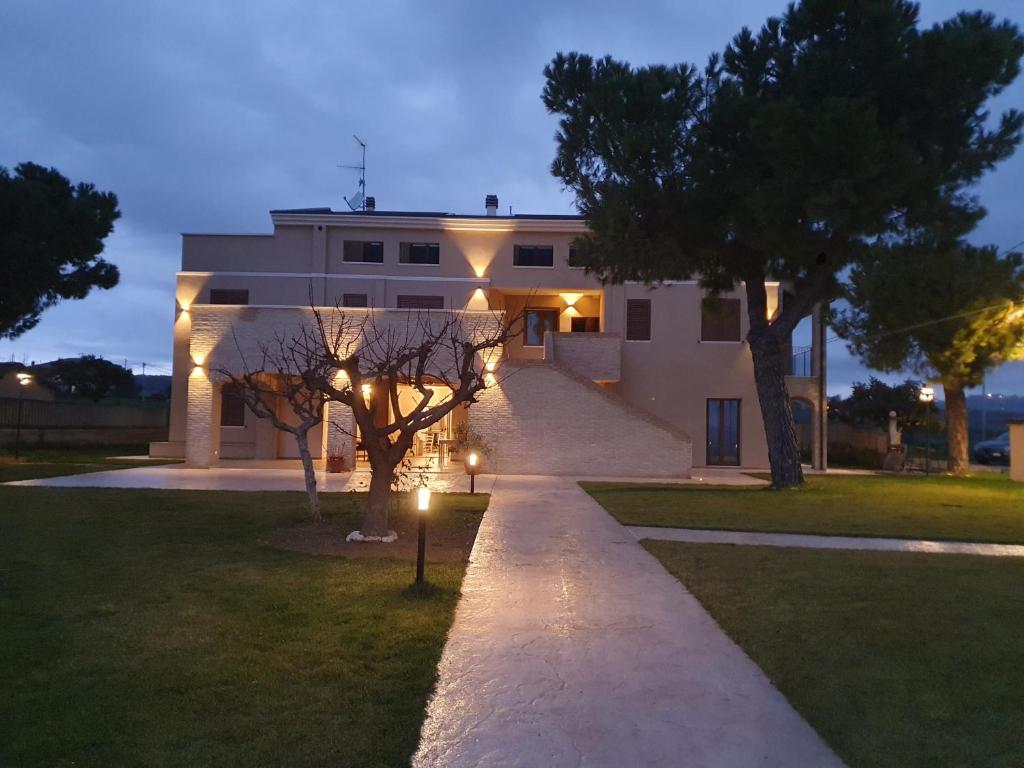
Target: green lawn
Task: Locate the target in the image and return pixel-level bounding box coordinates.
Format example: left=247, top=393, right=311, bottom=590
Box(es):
left=0, top=446, right=166, bottom=483
left=583, top=474, right=1024, bottom=543
left=645, top=541, right=1024, bottom=768
left=0, top=486, right=487, bottom=767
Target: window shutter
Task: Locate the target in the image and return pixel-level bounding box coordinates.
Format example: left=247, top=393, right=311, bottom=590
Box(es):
left=701, top=298, right=742, bottom=342
left=396, top=295, right=444, bottom=309
left=342, top=293, right=368, bottom=308
left=626, top=299, right=651, bottom=341
left=209, top=289, right=249, bottom=305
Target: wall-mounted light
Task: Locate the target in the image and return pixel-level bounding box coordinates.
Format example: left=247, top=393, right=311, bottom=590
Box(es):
left=334, top=370, right=349, bottom=383
left=16, top=372, right=32, bottom=386
left=483, top=372, right=496, bottom=387
left=361, top=383, right=372, bottom=400
left=560, top=292, right=583, bottom=307
left=485, top=360, right=496, bottom=373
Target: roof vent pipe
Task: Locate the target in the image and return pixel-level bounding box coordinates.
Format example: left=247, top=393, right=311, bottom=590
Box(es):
left=365, top=196, right=375, bottom=211
left=485, top=194, right=498, bottom=217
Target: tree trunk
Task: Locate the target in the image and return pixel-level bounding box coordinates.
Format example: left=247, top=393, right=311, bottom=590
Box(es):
left=295, top=430, right=321, bottom=522
left=747, top=327, right=805, bottom=488
left=943, top=380, right=969, bottom=476
left=361, top=458, right=398, bottom=538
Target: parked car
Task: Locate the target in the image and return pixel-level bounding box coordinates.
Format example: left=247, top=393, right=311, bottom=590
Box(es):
left=973, top=432, right=1011, bottom=464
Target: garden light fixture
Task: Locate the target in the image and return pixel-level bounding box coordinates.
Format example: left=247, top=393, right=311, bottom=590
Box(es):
left=415, top=486, right=431, bottom=583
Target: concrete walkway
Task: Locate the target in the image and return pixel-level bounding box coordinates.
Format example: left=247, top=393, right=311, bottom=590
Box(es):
left=629, top=526, right=1024, bottom=558
left=414, top=476, right=843, bottom=768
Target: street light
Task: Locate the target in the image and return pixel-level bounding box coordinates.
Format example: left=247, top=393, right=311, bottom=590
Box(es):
left=415, top=486, right=431, bottom=584
left=14, top=372, right=32, bottom=460
left=919, top=385, right=935, bottom=476
left=466, top=451, right=479, bottom=494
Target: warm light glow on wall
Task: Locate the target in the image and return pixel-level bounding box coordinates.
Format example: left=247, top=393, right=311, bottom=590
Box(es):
left=563, top=306, right=580, bottom=318
left=560, top=292, right=583, bottom=307
left=361, top=383, right=372, bottom=399
left=334, top=370, right=349, bottom=382
left=466, top=287, right=489, bottom=311
left=484, top=372, right=496, bottom=387
left=192, top=354, right=205, bottom=367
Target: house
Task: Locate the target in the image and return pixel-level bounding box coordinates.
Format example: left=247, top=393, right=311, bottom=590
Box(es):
left=150, top=195, right=827, bottom=476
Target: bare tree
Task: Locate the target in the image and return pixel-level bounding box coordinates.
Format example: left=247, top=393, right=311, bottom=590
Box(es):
left=219, top=330, right=333, bottom=522
left=299, top=305, right=521, bottom=539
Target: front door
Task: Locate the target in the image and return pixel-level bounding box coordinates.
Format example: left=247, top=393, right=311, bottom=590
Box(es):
left=707, top=398, right=740, bottom=465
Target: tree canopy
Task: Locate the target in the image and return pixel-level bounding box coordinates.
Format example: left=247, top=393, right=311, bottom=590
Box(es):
left=834, top=240, right=1024, bottom=472
left=0, top=162, right=121, bottom=339
left=37, top=356, right=137, bottom=401
left=542, top=0, right=1023, bottom=486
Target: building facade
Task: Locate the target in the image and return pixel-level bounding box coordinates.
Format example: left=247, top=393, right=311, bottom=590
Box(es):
left=152, top=196, right=827, bottom=476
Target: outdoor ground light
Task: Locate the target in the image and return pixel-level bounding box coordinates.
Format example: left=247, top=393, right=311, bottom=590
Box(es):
left=919, top=386, right=935, bottom=475
left=466, top=451, right=480, bottom=494
left=14, top=373, right=33, bottom=460
left=415, top=486, right=431, bottom=584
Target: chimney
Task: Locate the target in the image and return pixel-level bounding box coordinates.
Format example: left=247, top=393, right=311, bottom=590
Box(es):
left=365, top=196, right=376, bottom=212
left=485, top=194, right=498, bottom=217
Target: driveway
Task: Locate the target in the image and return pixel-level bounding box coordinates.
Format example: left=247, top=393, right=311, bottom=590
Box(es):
left=413, top=475, right=843, bottom=768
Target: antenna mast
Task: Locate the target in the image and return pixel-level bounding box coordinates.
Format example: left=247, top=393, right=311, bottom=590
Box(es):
left=339, top=135, right=367, bottom=211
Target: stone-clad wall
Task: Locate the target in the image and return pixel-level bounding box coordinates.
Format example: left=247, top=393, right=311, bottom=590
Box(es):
left=543, top=332, right=622, bottom=382
left=469, top=360, right=691, bottom=477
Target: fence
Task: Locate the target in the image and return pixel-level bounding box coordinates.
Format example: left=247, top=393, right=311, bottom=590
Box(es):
left=0, top=398, right=169, bottom=449
left=0, top=398, right=168, bottom=428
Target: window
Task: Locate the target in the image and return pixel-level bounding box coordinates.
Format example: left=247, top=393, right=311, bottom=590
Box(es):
left=524, top=308, right=558, bottom=346
left=568, top=246, right=585, bottom=268
left=342, top=293, right=368, bottom=308
left=707, top=399, right=741, bottom=465
left=220, top=383, right=246, bottom=427
left=396, top=295, right=444, bottom=310
left=343, top=240, right=384, bottom=263
left=701, top=298, right=742, bottom=342
left=209, top=289, right=249, bottom=305
left=571, top=316, right=599, bottom=332
left=625, top=299, right=651, bottom=341
left=399, top=242, right=440, bottom=265
left=513, top=245, right=554, bottom=267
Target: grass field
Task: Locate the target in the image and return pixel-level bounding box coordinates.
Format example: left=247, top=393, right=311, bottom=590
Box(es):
left=646, top=541, right=1024, bottom=768
left=0, top=446, right=165, bottom=483
left=0, top=485, right=487, bottom=767
left=583, top=473, right=1024, bottom=543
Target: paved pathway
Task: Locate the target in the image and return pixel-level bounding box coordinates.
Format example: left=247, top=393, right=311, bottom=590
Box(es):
left=413, top=476, right=843, bottom=768
left=629, top=526, right=1024, bottom=558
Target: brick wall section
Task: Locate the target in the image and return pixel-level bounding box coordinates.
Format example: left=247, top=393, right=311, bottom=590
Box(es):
left=469, top=360, right=692, bottom=477
left=542, top=332, right=622, bottom=382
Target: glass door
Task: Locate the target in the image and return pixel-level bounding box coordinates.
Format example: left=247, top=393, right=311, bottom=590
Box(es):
left=707, top=399, right=740, bottom=465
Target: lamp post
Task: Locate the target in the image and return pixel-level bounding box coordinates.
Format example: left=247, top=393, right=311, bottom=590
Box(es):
left=14, top=372, right=32, bottom=460
left=415, top=486, right=431, bottom=584
left=919, top=385, right=935, bottom=476
left=466, top=451, right=479, bottom=494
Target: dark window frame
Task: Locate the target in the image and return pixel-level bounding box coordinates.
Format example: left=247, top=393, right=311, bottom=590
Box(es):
left=706, top=398, right=741, bottom=466
left=342, top=293, right=369, bottom=308
left=701, top=298, right=742, bottom=342
left=343, top=240, right=384, bottom=264
left=396, top=295, right=444, bottom=310
left=399, top=242, right=440, bottom=265
left=513, top=245, right=555, bottom=268
left=625, top=299, right=652, bottom=341
left=524, top=307, right=559, bottom=347
left=209, top=289, right=250, bottom=305
left=220, top=383, right=246, bottom=428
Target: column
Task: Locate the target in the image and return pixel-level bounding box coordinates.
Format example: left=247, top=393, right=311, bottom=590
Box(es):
left=185, top=370, right=222, bottom=468
left=324, top=400, right=356, bottom=470
left=812, top=302, right=828, bottom=471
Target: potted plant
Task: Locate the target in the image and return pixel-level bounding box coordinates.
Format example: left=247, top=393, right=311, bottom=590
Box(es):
left=326, top=452, right=348, bottom=473
left=451, top=424, right=492, bottom=473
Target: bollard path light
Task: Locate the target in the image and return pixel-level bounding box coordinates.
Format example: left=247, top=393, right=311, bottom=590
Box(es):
left=415, top=486, right=431, bottom=583
left=467, top=451, right=479, bottom=494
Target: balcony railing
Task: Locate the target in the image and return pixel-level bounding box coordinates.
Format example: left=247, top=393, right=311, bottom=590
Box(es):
left=790, top=345, right=813, bottom=377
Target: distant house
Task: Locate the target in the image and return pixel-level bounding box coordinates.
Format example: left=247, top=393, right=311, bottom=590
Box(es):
left=0, top=366, right=54, bottom=401
left=151, top=195, right=828, bottom=475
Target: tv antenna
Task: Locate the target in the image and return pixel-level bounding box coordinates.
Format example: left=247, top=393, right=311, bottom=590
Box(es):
left=338, top=135, right=367, bottom=211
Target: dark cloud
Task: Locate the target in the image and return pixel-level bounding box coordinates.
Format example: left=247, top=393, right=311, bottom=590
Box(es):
left=1, top=0, right=1021, bottom=394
